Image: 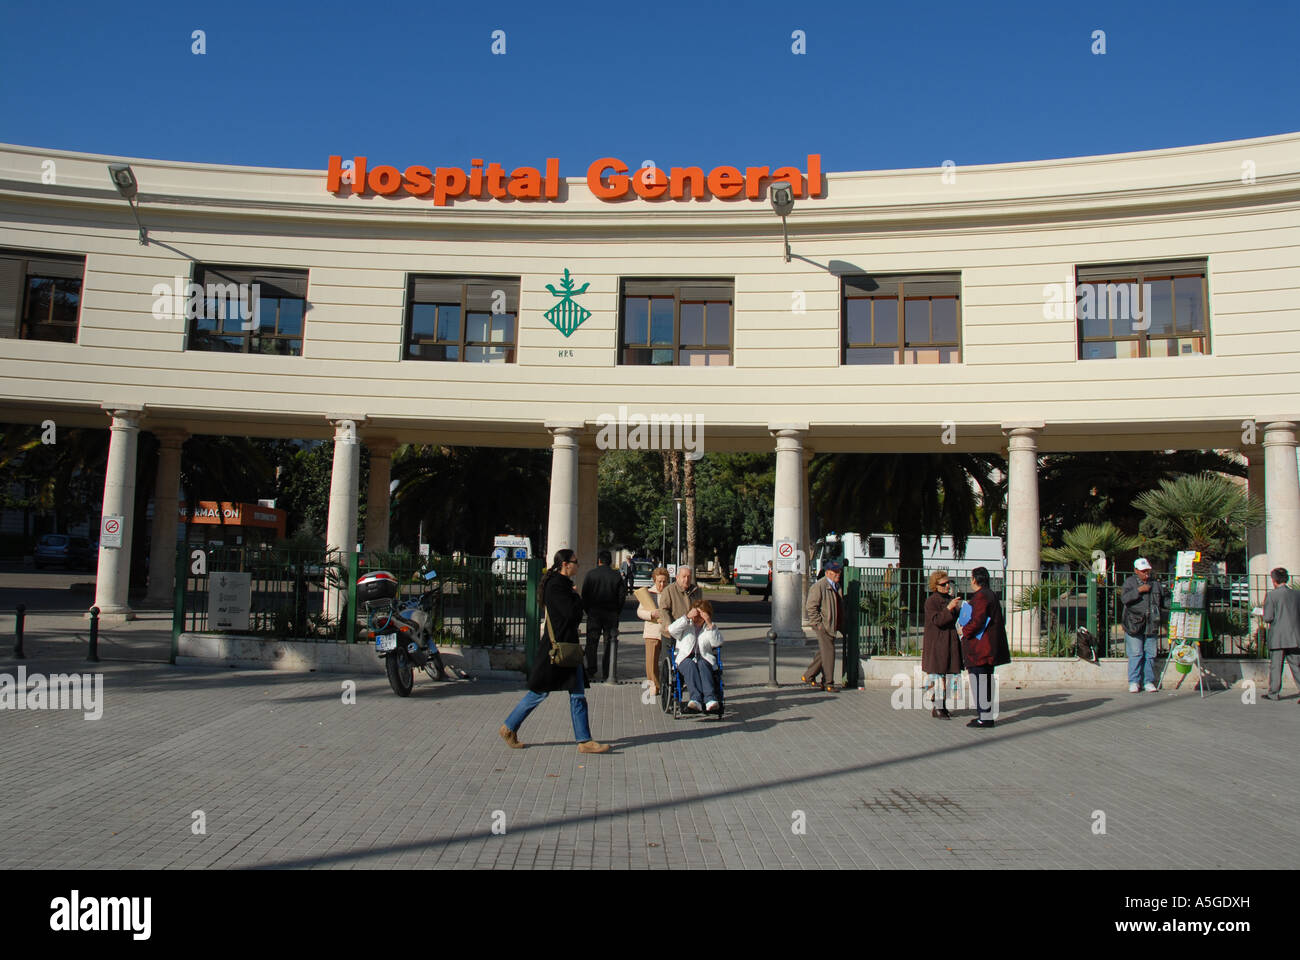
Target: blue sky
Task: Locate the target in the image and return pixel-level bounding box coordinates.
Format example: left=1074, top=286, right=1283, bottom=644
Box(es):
left=2, top=0, right=1296, bottom=175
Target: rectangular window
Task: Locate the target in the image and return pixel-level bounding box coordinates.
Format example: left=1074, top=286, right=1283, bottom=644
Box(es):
left=619, top=279, right=733, bottom=366
left=187, top=265, right=308, bottom=355
left=842, top=274, right=960, bottom=364
left=0, top=250, right=86, bottom=344
left=1076, top=259, right=1209, bottom=359
left=406, top=276, right=518, bottom=362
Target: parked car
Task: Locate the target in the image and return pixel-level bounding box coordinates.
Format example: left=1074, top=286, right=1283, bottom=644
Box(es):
left=630, top=560, right=655, bottom=589
left=34, top=534, right=94, bottom=569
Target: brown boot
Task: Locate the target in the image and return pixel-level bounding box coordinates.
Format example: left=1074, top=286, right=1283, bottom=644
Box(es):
left=498, top=724, right=524, bottom=749
left=577, top=740, right=611, bottom=754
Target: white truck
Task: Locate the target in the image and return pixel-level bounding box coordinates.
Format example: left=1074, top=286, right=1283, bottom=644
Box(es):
left=812, top=532, right=1004, bottom=579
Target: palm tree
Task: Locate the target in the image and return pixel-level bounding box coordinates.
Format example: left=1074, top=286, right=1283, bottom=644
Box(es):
left=1037, top=450, right=1245, bottom=541
left=1041, top=521, right=1142, bottom=571
left=1132, top=472, right=1264, bottom=564
left=809, top=453, right=1005, bottom=571
left=390, top=444, right=550, bottom=554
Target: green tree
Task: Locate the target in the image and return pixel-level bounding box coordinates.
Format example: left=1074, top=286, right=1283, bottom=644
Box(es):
left=390, top=444, right=549, bottom=555
left=1132, top=472, right=1264, bottom=564
left=1037, top=450, right=1245, bottom=541
left=1041, top=521, right=1142, bottom=570
left=809, top=453, right=1004, bottom=571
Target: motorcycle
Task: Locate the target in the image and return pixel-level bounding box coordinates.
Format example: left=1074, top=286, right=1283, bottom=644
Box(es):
left=359, top=567, right=465, bottom=696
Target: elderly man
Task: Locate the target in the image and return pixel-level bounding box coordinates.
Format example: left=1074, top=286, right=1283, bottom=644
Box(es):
left=803, top=559, right=843, bottom=692
left=1260, top=567, right=1300, bottom=701
left=658, top=564, right=703, bottom=645
left=1121, top=557, right=1170, bottom=693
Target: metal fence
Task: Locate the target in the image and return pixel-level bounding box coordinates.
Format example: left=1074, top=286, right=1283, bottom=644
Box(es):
left=172, top=546, right=541, bottom=652
left=842, top=567, right=1271, bottom=668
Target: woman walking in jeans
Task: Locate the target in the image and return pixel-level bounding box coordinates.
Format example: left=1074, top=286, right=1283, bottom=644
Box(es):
left=499, top=549, right=612, bottom=754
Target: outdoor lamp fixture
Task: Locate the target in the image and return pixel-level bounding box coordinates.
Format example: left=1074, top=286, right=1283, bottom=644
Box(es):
left=769, top=183, right=794, bottom=262
left=107, top=163, right=149, bottom=245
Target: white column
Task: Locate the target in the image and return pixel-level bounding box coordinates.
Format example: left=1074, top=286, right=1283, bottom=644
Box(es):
left=1263, top=421, right=1300, bottom=577
left=1246, top=448, right=1268, bottom=600
left=93, top=405, right=144, bottom=622
left=363, top=438, right=397, bottom=555
left=801, top=445, right=814, bottom=625
left=144, top=428, right=187, bottom=607
left=769, top=424, right=808, bottom=643
left=545, top=423, right=582, bottom=564
left=1002, top=422, right=1044, bottom=652
left=325, top=414, right=365, bottom=620
left=578, top=439, right=599, bottom=567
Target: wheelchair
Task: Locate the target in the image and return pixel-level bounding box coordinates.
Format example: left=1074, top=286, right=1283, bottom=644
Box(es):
left=658, top=644, right=725, bottom=719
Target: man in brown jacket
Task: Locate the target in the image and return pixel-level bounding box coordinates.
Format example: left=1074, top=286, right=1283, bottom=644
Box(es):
left=658, top=565, right=703, bottom=642
left=803, top=560, right=843, bottom=691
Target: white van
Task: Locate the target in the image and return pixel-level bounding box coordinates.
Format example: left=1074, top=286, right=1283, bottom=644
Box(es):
left=732, top=544, right=771, bottom=594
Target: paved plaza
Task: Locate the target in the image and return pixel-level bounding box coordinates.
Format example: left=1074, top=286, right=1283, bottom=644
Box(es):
left=2, top=597, right=1296, bottom=871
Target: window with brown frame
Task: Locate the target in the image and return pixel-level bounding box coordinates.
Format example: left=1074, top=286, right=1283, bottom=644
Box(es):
left=1076, top=260, right=1209, bottom=359
left=0, top=250, right=86, bottom=344
left=406, top=276, right=518, bottom=362
left=187, top=265, right=308, bottom=355
left=843, top=274, right=960, bottom=364
left=620, top=279, right=733, bottom=366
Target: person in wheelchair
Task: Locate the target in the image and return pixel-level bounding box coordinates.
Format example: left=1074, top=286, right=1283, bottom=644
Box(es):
left=668, top=598, right=723, bottom=714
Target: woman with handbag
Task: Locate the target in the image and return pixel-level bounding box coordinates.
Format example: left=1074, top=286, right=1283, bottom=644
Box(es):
left=636, top=566, right=671, bottom=696
left=499, top=549, right=612, bottom=754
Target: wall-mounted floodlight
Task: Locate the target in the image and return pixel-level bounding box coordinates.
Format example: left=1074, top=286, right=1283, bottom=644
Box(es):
left=107, top=163, right=148, bottom=245
left=769, top=183, right=794, bottom=262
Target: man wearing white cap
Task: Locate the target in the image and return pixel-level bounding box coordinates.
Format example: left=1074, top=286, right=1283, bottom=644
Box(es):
left=1121, top=558, right=1170, bottom=693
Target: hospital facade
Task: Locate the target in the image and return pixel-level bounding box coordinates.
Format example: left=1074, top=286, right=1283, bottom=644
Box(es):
left=1, top=134, right=1298, bottom=642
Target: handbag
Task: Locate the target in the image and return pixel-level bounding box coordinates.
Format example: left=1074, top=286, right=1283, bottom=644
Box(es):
left=545, top=609, right=584, bottom=668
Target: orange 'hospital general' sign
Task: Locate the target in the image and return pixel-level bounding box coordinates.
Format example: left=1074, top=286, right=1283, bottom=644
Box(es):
left=326, top=155, right=823, bottom=206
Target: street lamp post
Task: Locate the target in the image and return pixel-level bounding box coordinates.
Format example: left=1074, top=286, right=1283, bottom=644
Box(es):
left=674, top=498, right=683, bottom=573
left=660, top=517, right=666, bottom=566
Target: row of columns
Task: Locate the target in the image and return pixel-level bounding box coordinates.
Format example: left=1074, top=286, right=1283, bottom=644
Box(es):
left=85, top=408, right=1300, bottom=632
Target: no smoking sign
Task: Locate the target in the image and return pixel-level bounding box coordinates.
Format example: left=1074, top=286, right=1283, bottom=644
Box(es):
left=101, top=515, right=124, bottom=548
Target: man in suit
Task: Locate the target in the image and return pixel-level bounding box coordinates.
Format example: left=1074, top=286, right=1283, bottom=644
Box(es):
left=1261, top=566, right=1300, bottom=701
left=960, top=565, right=1009, bottom=728
left=803, top=560, right=843, bottom=692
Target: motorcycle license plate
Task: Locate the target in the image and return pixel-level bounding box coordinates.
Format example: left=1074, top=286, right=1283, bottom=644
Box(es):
left=375, top=633, right=398, bottom=654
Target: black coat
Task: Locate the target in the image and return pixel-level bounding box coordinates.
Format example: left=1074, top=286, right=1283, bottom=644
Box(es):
left=528, top=572, right=586, bottom=693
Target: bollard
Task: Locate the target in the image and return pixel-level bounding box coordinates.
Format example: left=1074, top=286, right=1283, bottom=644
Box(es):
left=607, top=638, right=618, bottom=684
left=766, top=628, right=778, bottom=688
left=87, top=605, right=100, bottom=662
left=14, top=604, right=26, bottom=659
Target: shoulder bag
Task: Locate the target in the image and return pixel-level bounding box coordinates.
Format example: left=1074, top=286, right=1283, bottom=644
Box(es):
left=545, top=608, right=584, bottom=668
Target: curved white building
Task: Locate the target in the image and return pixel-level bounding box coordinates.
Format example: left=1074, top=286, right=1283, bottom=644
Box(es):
left=1, top=134, right=1297, bottom=631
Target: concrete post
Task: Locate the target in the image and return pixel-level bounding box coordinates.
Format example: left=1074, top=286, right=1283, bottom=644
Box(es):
left=545, top=423, right=582, bottom=565
left=93, top=405, right=144, bottom=622
left=801, top=445, right=813, bottom=625
left=1262, top=421, right=1300, bottom=578
left=144, top=428, right=188, bottom=607
left=578, top=439, right=600, bottom=569
left=325, top=415, right=365, bottom=620
left=1002, top=422, right=1044, bottom=652
left=363, top=438, right=397, bottom=555
left=769, top=424, right=808, bottom=643
left=1246, top=448, right=1268, bottom=600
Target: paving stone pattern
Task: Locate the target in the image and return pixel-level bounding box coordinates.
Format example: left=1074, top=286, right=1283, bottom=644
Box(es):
left=1, top=626, right=1297, bottom=870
